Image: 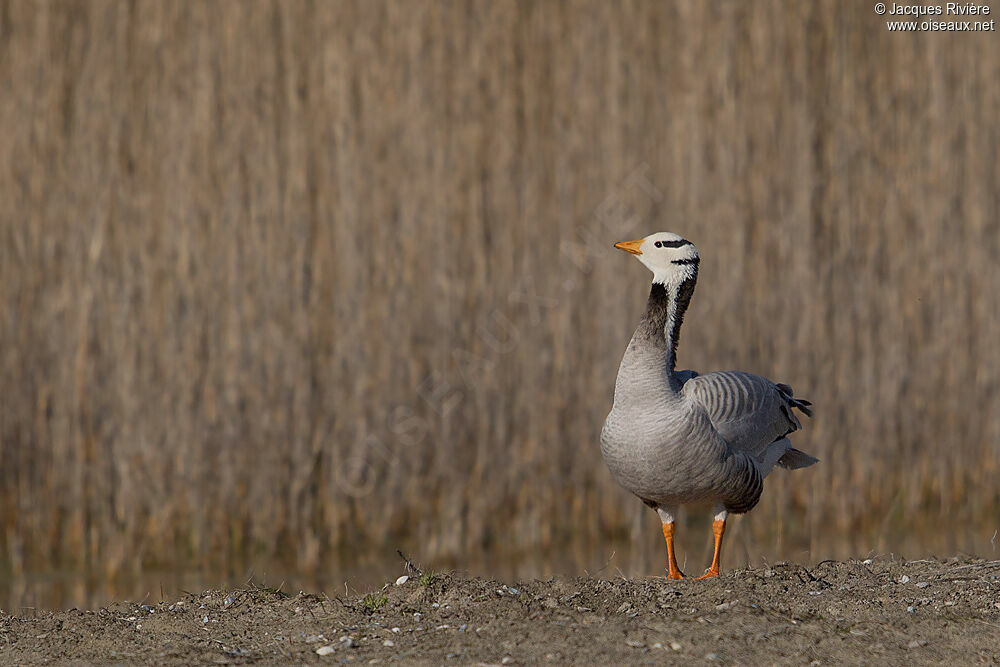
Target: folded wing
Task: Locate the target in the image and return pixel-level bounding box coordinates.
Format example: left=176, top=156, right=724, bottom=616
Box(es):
left=681, top=371, right=816, bottom=472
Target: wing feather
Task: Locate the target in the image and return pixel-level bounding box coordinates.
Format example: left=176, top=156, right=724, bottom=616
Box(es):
left=681, top=371, right=810, bottom=459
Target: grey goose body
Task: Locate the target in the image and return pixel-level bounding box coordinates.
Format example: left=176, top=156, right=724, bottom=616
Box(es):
left=601, top=232, right=817, bottom=579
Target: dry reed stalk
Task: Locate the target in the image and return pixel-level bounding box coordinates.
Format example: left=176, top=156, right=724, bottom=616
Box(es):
left=0, top=1, right=997, bottom=579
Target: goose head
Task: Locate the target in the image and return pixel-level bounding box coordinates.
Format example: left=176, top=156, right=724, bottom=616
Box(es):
left=614, top=232, right=699, bottom=285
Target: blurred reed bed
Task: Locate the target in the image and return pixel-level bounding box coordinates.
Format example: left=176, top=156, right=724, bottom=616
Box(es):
left=1, top=1, right=998, bottom=587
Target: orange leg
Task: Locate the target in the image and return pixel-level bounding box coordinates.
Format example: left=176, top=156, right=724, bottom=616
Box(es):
left=695, top=519, right=726, bottom=579
left=661, top=522, right=685, bottom=580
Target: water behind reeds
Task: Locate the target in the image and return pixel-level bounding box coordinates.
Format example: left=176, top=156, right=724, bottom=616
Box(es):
left=1, top=1, right=998, bottom=609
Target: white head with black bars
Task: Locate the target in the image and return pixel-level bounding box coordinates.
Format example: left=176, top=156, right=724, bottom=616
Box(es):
left=614, top=232, right=699, bottom=285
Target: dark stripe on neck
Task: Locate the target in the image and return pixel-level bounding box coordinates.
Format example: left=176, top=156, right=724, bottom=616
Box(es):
left=637, top=270, right=698, bottom=371
left=671, top=257, right=699, bottom=265
left=637, top=283, right=671, bottom=345
left=668, top=274, right=697, bottom=370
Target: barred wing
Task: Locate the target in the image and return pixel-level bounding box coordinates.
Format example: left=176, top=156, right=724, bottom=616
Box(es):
left=680, top=371, right=810, bottom=458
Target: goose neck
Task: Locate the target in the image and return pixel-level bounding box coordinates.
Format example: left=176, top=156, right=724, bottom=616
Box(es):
left=642, top=277, right=697, bottom=376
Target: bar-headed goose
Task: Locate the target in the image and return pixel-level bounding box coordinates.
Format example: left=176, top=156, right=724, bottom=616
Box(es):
left=601, top=232, right=817, bottom=579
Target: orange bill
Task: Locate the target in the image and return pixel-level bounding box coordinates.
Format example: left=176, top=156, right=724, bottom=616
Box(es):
left=614, top=239, right=644, bottom=255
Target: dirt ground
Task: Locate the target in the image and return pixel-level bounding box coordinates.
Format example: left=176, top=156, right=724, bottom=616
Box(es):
left=1, top=557, right=999, bottom=665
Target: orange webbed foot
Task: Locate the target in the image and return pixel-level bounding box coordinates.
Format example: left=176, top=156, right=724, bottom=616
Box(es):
left=661, top=521, right=685, bottom=581
left=695, top=517, right=726, bottom=580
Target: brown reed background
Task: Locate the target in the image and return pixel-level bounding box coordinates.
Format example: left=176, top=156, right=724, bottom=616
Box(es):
left=2, top=0, right=999, bottom=596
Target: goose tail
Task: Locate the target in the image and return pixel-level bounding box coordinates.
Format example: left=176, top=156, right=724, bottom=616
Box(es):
left=777, top=447, right=819, bottom=470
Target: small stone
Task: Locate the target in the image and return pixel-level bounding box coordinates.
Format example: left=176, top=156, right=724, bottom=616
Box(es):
left=395, top=575, right=409, bottom=586
left=458, top=624, right=467, bottom=632
left=916, top=581, right=929, bottom=588
left=616, top=602, right=632, bottom=614
left=391, top=627, right=400, bottom=633
left=652, top=642, right=663, bottom=649
left=862, top=559, right=873, bottom=565
left=382, top=640, right=394, bottom=647
left=501, top=658, right=515, bottom=665
left=705, top=653, right=719, bottom=661
left=316, top=645, right=336, bottom=656
left=340, top=636, right=355, bottom=648
left=907, top=606, right=916, bottom=613
left=670, top=642, right=682, bottom=651
left=432, top=602, right=440, bottom=608
left=625, top=639, right=645, bottom=648
left=413, top=612, right=422, bottom=620
left=507, top=588, right=520, bottom=595
left=899, top=575, right=910, bottom=584
left=202, top=616, right=209, bottom=624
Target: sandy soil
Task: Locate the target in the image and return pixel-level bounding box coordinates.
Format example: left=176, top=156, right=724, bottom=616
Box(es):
left=2, top=557, right=999, bottom=665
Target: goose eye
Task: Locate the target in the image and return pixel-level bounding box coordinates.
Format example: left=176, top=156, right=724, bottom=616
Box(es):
left=654, top=241, right=662, bottom=248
